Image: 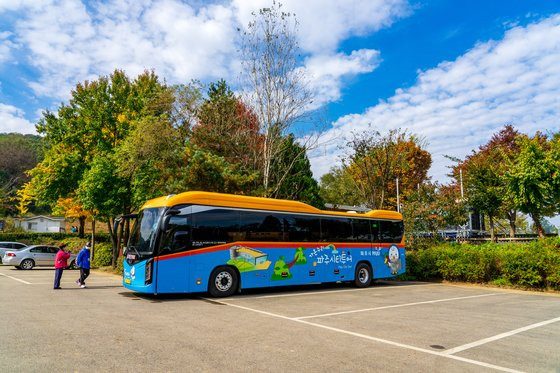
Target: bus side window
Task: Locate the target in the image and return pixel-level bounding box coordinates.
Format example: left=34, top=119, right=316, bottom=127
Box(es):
left=161, top=215, right=191, bottom=254
left=240, top=212, right=284, bottom=242
left=371, top=220, right=380, bottom=243
left=352, top=219, right=372, bottom=243
left=379, top=220, right=404, bottom=243
left=191, top=208, right=240, bottom=248
left=281, top=215, right=320, bottom=242
left=321, top=217, right=353, bottom=242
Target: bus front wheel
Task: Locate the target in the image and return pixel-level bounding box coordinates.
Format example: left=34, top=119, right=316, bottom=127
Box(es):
left=209, top=266, right=238, bottom=297
left=354, top=263, right=372, bottom=288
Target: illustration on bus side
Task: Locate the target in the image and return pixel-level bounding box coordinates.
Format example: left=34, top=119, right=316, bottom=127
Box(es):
left=384, top=245, right=401, bottom=274
left=227, top=245, right=271, bottom=272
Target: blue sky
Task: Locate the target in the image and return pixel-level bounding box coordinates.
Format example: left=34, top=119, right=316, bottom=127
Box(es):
left=1, top=0, right=559, bottom=187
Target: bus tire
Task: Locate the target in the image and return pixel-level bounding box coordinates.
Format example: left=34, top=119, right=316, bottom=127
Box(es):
left=354, top=263, right=372, bottom=288
left=209, top=266, right=238, bottom=297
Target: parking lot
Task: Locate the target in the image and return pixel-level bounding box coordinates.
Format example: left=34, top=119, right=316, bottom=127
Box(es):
left=1, top=264, right=559, bottom=373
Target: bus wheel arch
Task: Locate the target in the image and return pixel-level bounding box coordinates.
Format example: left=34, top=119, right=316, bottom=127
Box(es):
left=208, top=265, right=239, bottom=297
left=354, top=261, right=373, bottom=288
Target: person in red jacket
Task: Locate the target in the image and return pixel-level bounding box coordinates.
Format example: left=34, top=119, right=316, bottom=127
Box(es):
left=53, top=244, right=71, bottom=289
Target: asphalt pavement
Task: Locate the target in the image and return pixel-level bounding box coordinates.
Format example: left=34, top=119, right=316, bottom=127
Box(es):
left=0, top=265, right=559, bottom=372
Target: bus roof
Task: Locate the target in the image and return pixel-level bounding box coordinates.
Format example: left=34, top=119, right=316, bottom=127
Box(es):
left=141, top=191, right=402, bottom=220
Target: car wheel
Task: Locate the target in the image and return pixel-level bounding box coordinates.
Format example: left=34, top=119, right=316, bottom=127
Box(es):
left=20, top=259, right=34, bottom=270
left=208, top=266, right=238, bottom=297
left=354, top=263, right=372, bottom=288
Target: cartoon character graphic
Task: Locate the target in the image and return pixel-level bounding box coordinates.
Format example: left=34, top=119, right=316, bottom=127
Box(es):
left=294, top=247, right=307, bottom=265
left=384, top=245, right=401, bottom=274
left=271, top=256, right=293, bottom=280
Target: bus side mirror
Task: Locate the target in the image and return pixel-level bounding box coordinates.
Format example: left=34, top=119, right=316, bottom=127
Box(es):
left=162, top=209, right=181, bottom=229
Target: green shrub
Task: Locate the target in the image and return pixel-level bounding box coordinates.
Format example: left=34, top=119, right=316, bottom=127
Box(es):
left=406, top=238, right=560, bottom=290
left=0, top=232, right=111, bottom=245
left=92, top=243, right=112, bottom=268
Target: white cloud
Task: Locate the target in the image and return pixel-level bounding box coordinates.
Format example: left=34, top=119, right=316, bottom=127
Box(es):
left=0, top=0, right=404, bottom=132
left=233, top=0, right=409, bottom=53
left=9, top=0, right=238, bottom=100
left=309, top=14, right=560, bottom=182
left=0, top=103, right=36, bottom=134
left=0, top=31, right=17, bottom=65
left=305, top=49, right=381, bottom=108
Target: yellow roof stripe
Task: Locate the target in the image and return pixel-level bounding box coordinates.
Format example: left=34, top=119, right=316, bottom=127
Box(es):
left=141, top=191, right=402, bottom=220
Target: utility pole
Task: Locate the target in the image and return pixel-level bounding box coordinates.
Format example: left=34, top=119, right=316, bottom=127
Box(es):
left=460, top=168, right=464, bottom=199
left=396, top=177, right=400, bottom=213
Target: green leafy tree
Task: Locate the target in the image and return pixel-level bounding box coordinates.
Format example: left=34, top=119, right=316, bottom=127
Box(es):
left=506, top=133, right=560, bottom=238
left=403, top=182, right=467, bottom=236
left=463, top=156, right=503, bottom=241
left=453, top=125, right=522, bottom=238
left=24, top=69, right=165, bottom=255
left=270, top=134, right=324, bottom=208
left=0, top=133, right=42, bottom=215
left=320, top=166, right=364, bottom=207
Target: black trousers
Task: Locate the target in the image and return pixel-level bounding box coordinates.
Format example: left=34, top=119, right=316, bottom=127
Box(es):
left=54, top=268, right=64, bottom=289
left=79, top=268, right=90, bottom=285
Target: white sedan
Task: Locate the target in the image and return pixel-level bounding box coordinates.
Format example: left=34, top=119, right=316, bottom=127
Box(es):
left=2, top=245, right=77, bottom=270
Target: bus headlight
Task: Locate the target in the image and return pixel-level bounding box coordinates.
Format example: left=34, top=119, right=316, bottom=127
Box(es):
left=145, top=259, right=153, bottom=285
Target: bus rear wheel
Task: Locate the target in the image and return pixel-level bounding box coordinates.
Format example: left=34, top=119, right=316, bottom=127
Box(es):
left=354, top=263, right=372, bottom=288
left=209, top=266, right=238, bottom=297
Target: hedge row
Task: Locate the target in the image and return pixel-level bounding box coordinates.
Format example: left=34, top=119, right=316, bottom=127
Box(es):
left=0, top=232, right=111, bottom=245
left=405, top=238, right=560, bottom=290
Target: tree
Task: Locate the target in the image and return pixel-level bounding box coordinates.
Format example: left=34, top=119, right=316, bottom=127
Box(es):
left=23, top=69, right=166, bottom=264
left=403, top=182, right=467, bottom=236
left=453, top=125, right=522, bottom=238
left=320, top=167, right=364, bottom=207
left=506, top=133, right=560, bottom=238
left=239, top=1, right=316, bottom=196
left=269, top=134, right=324, bottom=208
left=463, top=156, right=503, bottom=241
left=192, top=80, right=261, bottom=177
left=344, top=129, right=431, bottom=210
left=52, top=197, right=91, bottom=237
left=0, top=134, right=42, bottom=215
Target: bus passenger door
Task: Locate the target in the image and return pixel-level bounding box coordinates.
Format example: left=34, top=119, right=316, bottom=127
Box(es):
left=156, top=210, right=192, bottom=293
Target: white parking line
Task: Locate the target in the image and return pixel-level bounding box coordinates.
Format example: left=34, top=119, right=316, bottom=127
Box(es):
left=225, top=283, right=438, bottom=301
left=0, top=272, right=32, bottom=284
left=295, top=293, right=501, bottom=319
left=204, top=298, right=521, bottom=373
left=443, top=316, right=560, bottom=355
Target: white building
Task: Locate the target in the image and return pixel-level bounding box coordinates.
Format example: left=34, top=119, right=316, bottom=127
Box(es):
left=15, top=216, right=66, bottom=233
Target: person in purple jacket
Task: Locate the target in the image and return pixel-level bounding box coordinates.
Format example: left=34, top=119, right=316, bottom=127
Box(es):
left=53, top=244, right=71, bottom=289
left=76, top=242, right=91, bottom=288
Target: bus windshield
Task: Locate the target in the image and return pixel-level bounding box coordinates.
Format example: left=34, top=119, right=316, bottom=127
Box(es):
left=128, top=207, right=164, bottom=257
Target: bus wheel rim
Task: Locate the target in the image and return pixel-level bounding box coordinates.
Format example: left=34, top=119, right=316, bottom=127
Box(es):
left=215, top=272, right=232, bottom=291
left=359, top=268, right=368, bottom=283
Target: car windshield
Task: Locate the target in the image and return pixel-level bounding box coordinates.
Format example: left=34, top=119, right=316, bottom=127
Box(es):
left=128, top=207, right=164, bottom=256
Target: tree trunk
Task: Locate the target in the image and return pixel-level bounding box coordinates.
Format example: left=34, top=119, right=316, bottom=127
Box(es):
left=488, top=214, right=496, bottom=242
left=91, top=218, right=96, bottom=261
left=506, top=210, right=516, bottom=238
left=530, top=212, right=545, bottom=238
left=108, top=219, right=118, bottom=267
left=114, top=219, right=125, bottom=268
left=78, top=216, right=85, bottom=238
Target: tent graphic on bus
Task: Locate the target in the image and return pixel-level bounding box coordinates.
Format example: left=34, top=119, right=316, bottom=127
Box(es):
left=227, top=245, right=309, bottom=280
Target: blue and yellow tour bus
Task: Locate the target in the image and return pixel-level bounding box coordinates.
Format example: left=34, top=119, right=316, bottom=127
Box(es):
left=121, top=191, right=405, bottom=297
